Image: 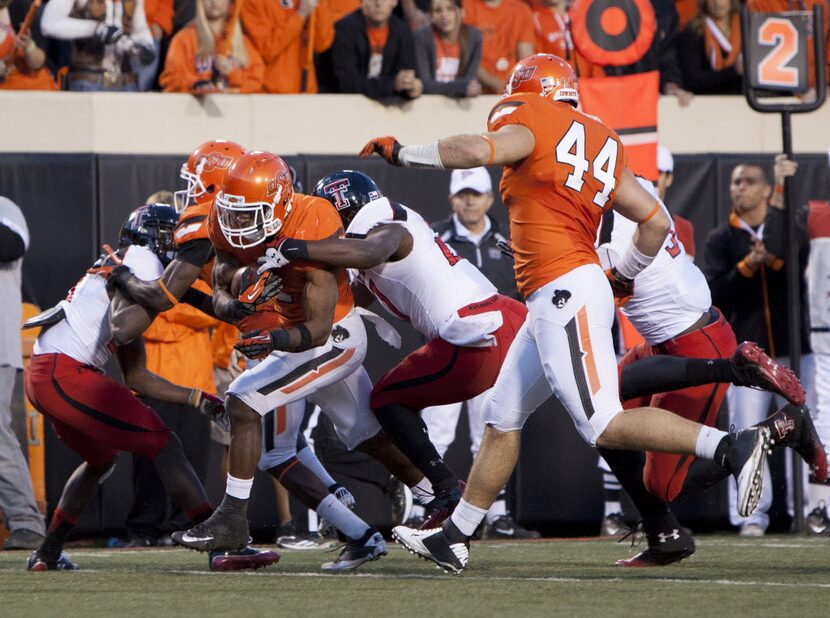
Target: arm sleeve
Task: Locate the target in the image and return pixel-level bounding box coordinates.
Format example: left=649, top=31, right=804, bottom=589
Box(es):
left=240, top=0, right=304, bottom=63
left=159, top=31, right=200, bottom=92
left=676, top=28, right=741, bottom=94
left=175, top=238, right=214, bottom=267
left=226, top=36, right=265, bottom=93
left=40, top=0, right=99, bottom=40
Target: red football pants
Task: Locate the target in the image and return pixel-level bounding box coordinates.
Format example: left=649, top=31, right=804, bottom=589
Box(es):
left=25, top=353, right=171, bottom=466
left=618, top=309, right=737, bottom=502
left=370, top=295, right=528, bottom=410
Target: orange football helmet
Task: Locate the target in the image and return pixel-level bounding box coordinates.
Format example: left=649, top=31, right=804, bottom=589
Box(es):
left=174, top=139, right=246, bottom=212
left=215, top=151, right=294, bottom=249
left=505, top=54, right=579, bottom=106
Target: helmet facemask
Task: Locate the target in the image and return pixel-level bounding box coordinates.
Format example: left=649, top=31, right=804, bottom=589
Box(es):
left=216, top=189, right=292, bottom=249
left=174, top=159, right=210, bottom=212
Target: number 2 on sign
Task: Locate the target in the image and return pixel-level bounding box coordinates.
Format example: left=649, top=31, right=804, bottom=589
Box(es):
left=757, top=18, right=800, bottom=88
left=555, top=121, right=618, bottom=208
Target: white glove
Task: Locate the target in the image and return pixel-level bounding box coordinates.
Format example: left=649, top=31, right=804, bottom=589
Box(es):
left=256, top=242, right=291, bottom=275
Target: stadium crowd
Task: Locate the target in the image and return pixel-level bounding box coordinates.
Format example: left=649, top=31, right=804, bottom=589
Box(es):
left=0, top=0, right=827, bottom=97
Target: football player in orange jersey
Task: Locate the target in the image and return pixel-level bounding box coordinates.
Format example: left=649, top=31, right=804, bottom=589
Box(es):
left=362, top=54, right=774, bottom=574
left=169, top=151, right=430, bottom=571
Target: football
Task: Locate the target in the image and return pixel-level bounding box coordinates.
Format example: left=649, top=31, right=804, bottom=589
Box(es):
left=230, top=266, right=258, bottom=298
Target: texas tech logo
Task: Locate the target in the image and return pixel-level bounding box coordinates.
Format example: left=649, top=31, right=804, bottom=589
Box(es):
left=323, top=178, right=351, bottom=210
left=331, top=325, right=350, bottom=343
left=509, top=65, right=536, bottom=91
left=552, top=289, right=571, bottom=308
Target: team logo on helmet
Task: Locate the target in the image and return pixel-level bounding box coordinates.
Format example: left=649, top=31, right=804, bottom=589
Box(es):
left=510, top=65, right=537, bottom=90
left=266, top=175, right=286, bottom=199
left=552, top=289, right=571, bottom=308
left=322, top=178, right=352, bottom=210
left=200, top=152, right=233, bottom=172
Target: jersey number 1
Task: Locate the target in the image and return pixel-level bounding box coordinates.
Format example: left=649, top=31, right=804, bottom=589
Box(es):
left=555, top=121, right=618, bottom=208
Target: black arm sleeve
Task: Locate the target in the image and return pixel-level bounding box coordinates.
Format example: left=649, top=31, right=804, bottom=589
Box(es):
left=762, top=205, right=809, bottom=259
left=175, top=238, right=214, bottom=267
left=0, top=222, right=26, bottom=262
left=181, top=287, right=217, bottom=319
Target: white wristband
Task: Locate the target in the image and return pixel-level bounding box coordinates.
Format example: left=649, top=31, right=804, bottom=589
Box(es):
left=615, top=242, right=656, bottom=280
left=398, top=142, right=444, bottom=169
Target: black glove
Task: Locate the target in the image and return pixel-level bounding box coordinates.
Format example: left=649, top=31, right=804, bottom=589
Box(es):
left=227, top=299, right=256, bottom=322
left=105, top=264, right=134, bottom=296
left=95, top=24, right=124, bottom=45
left=495, top=239, right=515, bottom=259
left=136, top=43, right=156, bottom=66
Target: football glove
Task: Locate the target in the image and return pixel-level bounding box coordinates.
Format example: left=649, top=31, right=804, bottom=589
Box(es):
left=495, top=239, right=515, bottom=259
left=239, top=271, right=283, bottom=307
left=256, top=242, right=292, bottom=274
left=95, top=23, right=123, bottom=44
left=226, top=299, right=256, bottom=322
left=605, top=267, right=635, bottom=307
left=359, top=136, right=403, bottom=165
left=189, top=389, right=229, bottom=431
left=235, top=329, right=277, bottom=360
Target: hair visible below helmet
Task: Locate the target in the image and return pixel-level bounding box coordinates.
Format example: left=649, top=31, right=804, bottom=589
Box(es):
left=119, top=204, right=180, bottom=265
left=505, top=54, right=579, bottom=106
left=215, top=151, right=294, bottom=249
left=313, top=170, right=383, bottom=227
left=174, top=139, right=246, bottom=212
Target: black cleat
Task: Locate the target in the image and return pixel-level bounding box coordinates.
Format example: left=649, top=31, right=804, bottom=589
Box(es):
left=482, top=516, right=541, bottom=540
left=806, top=502, right=830, bottom=535
left=759, top=404, right=828, bottom=483
left=321, top=528, right=388, bottom=572
left=420, top=480, right=465, bottom=530
left=616, top=514, right=695, bottom=567
left=26, top=551, right=79, bottom=571
left=209, top=546, right=280, bottom=571
left=393, top=524, right=469, bottom=575
left=726, top=427, right=772, bottom=518
left=731, top=342, right=805, bottom=406
left=172, top=507, right=249, bottom=553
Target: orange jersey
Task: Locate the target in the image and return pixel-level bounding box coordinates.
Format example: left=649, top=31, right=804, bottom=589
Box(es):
left=464, top=0, right=535, bottom=91
left=488, top=93, right=626, bottom=297
left=174, top=200, right=217, bottom=285
left=159, top=25, right=265, bottom=93
left=240, top=0, right=335, bottom=93
left=208, top=193, right=354, bottom=331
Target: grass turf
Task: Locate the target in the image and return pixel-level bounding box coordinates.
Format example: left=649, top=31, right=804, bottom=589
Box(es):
left=1, top=535, right=828, bottom=617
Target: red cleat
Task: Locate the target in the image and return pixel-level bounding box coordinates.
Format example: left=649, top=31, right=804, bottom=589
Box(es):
left=760, top=404, right=828, bottom=483
left=209, top=547, right=280, bottom=571
left=420, top=480, right=466, bottom=530
left=731, top=342, right=805, bottom=406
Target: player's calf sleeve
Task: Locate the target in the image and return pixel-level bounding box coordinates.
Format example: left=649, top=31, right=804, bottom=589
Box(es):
left=266, top=457, right=329, bottom=510
left=374, top=403, right=457, bottom=491
left=672, top=458, right=731, bottom=501
left=39, top=508, right=76, bottom=563
left=620, top=356, right=734, bottom=402
left=598, top=448, right=670, bottom=523
left=296, top=446, right=337, bottom=489
left=152, top=433, right=211, bottom=514
left=316, top=494, right=369, bottom=540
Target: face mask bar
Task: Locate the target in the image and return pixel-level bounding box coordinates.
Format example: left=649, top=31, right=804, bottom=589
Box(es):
left=215, top=192, right=283, bottom=249
left=174, top=160, right=209, bottom=212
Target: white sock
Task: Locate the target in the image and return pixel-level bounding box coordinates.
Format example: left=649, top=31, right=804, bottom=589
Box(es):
left=225, top=474, right=254, bottom=500
left=410, top=504, right=425, bottom=519
left=695, top=426, right=728, bottom=461
left=450, top=498, right=488, bottom=537
left=485, top=494, right=508, bottom=525
left=296, top=447, right=337, bottom=488
left=317, top=494, right=369, bottom=540
left=604, top=501, right=621, bottom=517
left=410, top=477, right=435, bottom=505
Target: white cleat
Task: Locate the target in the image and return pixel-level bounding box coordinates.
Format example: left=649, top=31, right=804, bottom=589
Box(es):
left=321, top=529, right=387, bottom=572
left=392, top=525, right=469, bottom=575
left=729, top=427, right=772, bottom=518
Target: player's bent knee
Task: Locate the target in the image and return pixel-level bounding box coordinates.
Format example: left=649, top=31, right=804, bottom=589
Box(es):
left=228, top=395, right=260, bottom=426
left=587, top=407, right=624, bottom=449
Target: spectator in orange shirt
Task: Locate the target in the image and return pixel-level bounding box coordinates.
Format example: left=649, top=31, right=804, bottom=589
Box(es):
left=413, top=0, right=482, bottom=96
left=133, top=0, right=173, bottom=89
left=160, top=0, right=264, bottom=93
left=532, top=0, right=604, bottom=77
left=0, top=0, right=57, bottom=90
left=241, top=0, right=334, bottom=93
left=319, top=0, right=422, bottom=99
left=463, top=0, right=535, bottom=93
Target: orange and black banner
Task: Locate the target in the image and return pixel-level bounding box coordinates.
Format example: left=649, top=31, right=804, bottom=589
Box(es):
left=570, top=0, right=656, bottom=66
left=581, top=71, right=659, bottom=180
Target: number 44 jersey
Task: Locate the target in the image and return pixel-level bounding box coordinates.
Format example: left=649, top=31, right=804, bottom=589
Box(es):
left=488, top=92, right=627, bottom=298
left=346, top=197, right=499, bottom=346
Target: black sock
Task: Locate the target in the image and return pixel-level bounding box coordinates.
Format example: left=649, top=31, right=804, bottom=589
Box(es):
left=620, top=357, right=733, bottom=402
left=598, top=448, right=670, bottom=523
left=674, top=458, right=731, bottom=500
left=39, top=520, right=74, bottom=563
left=686, top=358, right=735, bottom=386
left=442, top=518, right=469, bottom=544
left=374, top=403, right=457, bottom=489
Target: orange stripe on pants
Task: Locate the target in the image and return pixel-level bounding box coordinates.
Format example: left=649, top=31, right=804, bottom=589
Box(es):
left=281, top=348, right=356, bottom=395
left=577, top=306, right=601, bottom=395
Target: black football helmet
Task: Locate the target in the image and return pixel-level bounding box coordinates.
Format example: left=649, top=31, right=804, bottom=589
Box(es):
left=119, top=203, right=179, bottom=265
left=313, top=170, right=383, bottom=227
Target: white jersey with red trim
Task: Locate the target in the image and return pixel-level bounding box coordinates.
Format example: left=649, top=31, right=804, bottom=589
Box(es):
left=807, top=200, right=830, bottom=353
left=35, top=246, right=164, bottom=368
left=347, top=198, right=499, bottom=345
left=596, top=179, right=710, bottom=345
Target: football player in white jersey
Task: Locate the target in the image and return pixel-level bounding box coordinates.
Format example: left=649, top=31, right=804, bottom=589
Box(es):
left=23, top=205, right=278, bottom=572
left=593, top=178, right=824, bottom=565
left=256, top=170, right=529, bottom=528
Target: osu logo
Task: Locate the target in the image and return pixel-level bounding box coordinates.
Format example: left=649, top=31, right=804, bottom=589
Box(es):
left=323, top=178, right=352, bottom=210
left=510, top=65, right=536, bottom=90
left=552, top=289, right=571, bottom=308
left=266, top=173, right=287, bottom=199
left=201, top=152, right=233, bottom=172
left=331, top=325, right=350, bottom=342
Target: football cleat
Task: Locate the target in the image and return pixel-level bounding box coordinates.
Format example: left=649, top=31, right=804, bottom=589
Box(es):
left=320, top=528, right=387, bottom=572
left=277, top=522, right=337, bottom=550
left=806, top=502, right=829, bottom=535
left=759, top=404, right=828, bottom=483
left=26, top=551, right=79, bottom=571
left=481, top=516, right=541, bottom=540
left=171, top=507, right=249, bottom=552
left=599, top=512, right=627, bottom=538
left=393, top=525, right=469, bottom=575
left=726, top=427, right=772, bottom=518
left=731, top=342, right=805, bottom=406
left=616, top=513, right=695, bottom=567
left=209, top=546, right=280, bottom=571
left=420, top=480, right=465, bottom=530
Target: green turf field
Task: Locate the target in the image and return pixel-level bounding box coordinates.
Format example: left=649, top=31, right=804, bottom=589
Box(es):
left=1, top=535, right=828, bottom=617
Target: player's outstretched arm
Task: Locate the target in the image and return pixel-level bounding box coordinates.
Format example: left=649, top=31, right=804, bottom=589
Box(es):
left=612, top=169, right=671, bottom=259
left=359, top=125, right=534, bottom=169
left=272, top=224, right=410, bottom=270
left=110, top=258, right=203, bottom=313
left=109, top=288, right=157, bottom=346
